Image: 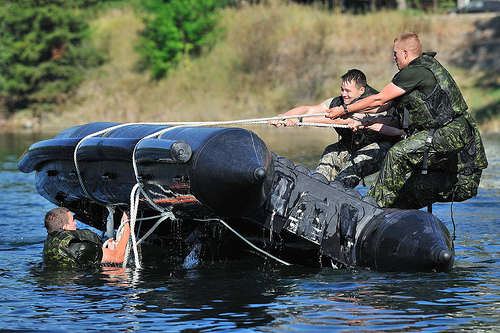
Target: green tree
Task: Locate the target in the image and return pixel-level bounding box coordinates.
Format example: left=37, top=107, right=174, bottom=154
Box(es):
left=0, top=0, right=105, bottom=114
left=137, top=0, right=225, bottom=79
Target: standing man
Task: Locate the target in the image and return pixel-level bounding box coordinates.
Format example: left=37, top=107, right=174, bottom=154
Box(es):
left=326, top=33, right=487, bottom=207
left=43, top=207, right=131, bottom=268
left=270, top=69, right=400, bottom=188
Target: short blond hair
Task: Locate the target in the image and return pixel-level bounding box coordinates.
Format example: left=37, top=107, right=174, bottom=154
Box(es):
left=394, top=32, right=422, bottom=57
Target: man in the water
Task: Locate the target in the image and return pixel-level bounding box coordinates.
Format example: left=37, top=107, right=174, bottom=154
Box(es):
left=43, top=207, right=131, bottom=268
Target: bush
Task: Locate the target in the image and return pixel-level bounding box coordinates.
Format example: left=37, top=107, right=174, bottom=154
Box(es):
left=0, top=0, right=106, bottom=114
left=136, top=0, right=226, bottom=79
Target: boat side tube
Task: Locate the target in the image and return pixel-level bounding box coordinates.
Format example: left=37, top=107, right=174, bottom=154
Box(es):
left=355, top=209, right=455, bottom=271
left=17, top=138, right=82, bottom=173
left=245, top=154, right=454, bottom=271
left=18, top=122, right=275, bottom=221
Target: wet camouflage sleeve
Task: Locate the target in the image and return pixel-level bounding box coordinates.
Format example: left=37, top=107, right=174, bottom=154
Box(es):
left=43, top=229, right=103, bottom=269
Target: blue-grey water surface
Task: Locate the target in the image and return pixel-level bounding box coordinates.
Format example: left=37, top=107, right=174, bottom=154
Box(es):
left=0, top=129, right=499, bottom=332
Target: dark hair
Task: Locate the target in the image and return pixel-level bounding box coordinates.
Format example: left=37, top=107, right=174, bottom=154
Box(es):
left=341, top=69, right=367, bottom=89
left=45, top=207, right=71, bottom=233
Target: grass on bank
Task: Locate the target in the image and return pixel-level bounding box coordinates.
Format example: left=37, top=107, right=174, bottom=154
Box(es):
left=35, top=2, right=499, bottom=133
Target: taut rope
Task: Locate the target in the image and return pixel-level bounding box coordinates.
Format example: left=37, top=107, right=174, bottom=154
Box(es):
left=72, top=113, right=345, bottom=268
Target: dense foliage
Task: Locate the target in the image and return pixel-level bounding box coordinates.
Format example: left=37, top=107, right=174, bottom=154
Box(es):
left=136, top=0, right=226, bottom=79
left=0, top=0, right=105, bottom=114
left=0, top=0, right=472, bottom=118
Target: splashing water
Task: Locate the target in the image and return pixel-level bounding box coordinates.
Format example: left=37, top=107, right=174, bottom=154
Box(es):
left=183, top=242, right=202, bottom=269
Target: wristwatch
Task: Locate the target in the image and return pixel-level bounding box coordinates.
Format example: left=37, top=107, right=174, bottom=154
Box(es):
left=342, top=103, right=349, bottom=115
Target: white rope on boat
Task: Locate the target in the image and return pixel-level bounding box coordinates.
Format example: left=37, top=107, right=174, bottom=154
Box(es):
left=128, top=184, right=142, bottom=268
left=136, top=211, right=175, bottom=246
left=72, top=113, right=346, bottom=196
left=71, top=112, right=345, bottom=268
left=124, top=183, right=177, bottom=268
left=73, top=123, right=132, bottom=203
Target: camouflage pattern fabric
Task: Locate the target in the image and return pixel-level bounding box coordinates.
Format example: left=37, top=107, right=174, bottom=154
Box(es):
left=43, top=229, right=103, bottom=269
left=393, top=111, right=487, bottom=209
left=317, top=85, right=397, bottom=188
left=393, top=53, right=468, bottom=133
left=459, top=112, right=488, bottom=173
left=391, top=170, right=482, bottom=209
left=366, top=114, right=480, bottom=208
left=316, top=140, right=393, bottom=188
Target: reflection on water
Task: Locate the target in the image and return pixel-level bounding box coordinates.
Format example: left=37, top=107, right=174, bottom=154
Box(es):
left=0, top=130, right=499, bottom=331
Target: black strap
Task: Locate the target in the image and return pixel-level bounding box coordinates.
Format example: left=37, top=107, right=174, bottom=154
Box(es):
left=421, top=128, right=435, bottom=175
left=450, top=191, right=456, bottom=241
left=402, top=107, right=409, bottom=130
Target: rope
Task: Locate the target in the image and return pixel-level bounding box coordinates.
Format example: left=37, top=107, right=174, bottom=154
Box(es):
left=119, top=212, right=169, bottom=267
left=112, top=112, right=339, bottom=127
left=137, top=212, right=175, bottom=246
left=126, top=126, right=181, bottom=267
left=125, top=183, right=177, bottom=268
left=153, top=113, right=350, bottom=128
left=450, top=191, right=456, bottom=241
left=193, top=218, right=292, bottom=266
left=296, top=122, right=349, bottom=128
left=72, top=113, right=346, bottom=205
left=71, top=113, right=346, bottom=268
left=73, top=123, right=132, bottom=203
left=128, top=184, right=144, bottom=268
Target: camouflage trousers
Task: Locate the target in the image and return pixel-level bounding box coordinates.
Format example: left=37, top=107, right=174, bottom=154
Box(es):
left=366, top=115, right=472, bottom=208
left=315, top=141, right=393, bottom=188
left=389, top=170, right=482, bottom=209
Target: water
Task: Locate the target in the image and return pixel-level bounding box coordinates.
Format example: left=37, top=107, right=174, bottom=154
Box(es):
left=1, top=129, right=499, bottom=332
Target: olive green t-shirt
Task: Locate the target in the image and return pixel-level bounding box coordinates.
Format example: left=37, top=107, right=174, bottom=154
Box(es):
left=392, top=65, right=437, bottom=96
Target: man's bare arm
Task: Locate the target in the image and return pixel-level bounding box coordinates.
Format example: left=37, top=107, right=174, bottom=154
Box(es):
left=101, top=212, right=131, bottom=264
left=269, top=103, right=328, bottom=127
left=326, top=83, right=405, bottom=119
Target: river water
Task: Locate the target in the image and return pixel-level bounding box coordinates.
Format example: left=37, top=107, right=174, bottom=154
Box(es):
left=0, top=128, right=499, bottom=332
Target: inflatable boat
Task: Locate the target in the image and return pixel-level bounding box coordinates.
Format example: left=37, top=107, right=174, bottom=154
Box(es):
left=18, top=122, right=454, bottom=271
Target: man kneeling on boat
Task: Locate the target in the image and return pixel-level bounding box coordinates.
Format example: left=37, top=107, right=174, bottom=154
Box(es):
left=43, top=207, right=130, bottom=269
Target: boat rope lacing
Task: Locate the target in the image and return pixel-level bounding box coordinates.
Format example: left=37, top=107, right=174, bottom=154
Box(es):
left=71, top=113, right=345, bottom=268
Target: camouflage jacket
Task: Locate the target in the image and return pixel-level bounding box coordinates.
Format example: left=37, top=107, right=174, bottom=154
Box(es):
left=393, top=52, right=468, bottom=133
left=457, top=111, right=488, bottom=175
left=43, top=229, right=103, bottom=269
